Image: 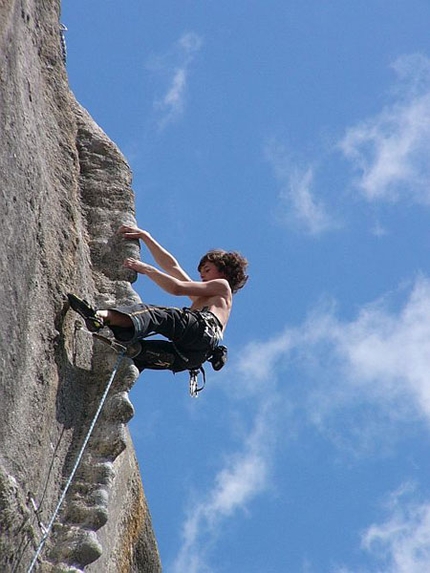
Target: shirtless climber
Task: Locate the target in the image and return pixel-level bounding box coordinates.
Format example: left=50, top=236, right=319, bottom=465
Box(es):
left=68, top=225, right=248, bottom=374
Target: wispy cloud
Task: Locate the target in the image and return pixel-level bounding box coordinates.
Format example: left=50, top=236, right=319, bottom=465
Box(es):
left=335, top=483, right=430, bottom=573
left=148, top=32, right=203, bottom=130
left=234, top=274, right=430, bottom=450
left=170, top=399, right=277, bottom=573
left=235, top=276, right=430, bottom=570
left=318, top=276, right=430, bottom=428
left=339, top=53, right=430, bottom=204
left=362, top=487, right=430, bottom=573
left=266, top=54, right=430, bottom=236
left=265, top=140, right=338, bottom=235
left=171, top=274, right=430, bottom=571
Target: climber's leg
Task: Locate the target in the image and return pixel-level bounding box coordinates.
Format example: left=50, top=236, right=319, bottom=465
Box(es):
left=97, top=309, right=133, bottom=328
left=67, top=294, right=104, bottom=332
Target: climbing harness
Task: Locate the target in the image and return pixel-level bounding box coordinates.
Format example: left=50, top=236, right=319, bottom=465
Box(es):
left=26, top=346, right=126, bottom=573
left=170, top=341, right=207, bottom=398
left=94, top=332, right=226, bottom=398
left=188, top=346, right=227, bottom=396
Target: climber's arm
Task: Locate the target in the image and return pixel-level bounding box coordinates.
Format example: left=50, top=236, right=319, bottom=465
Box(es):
left=119, top=225, right=192, bottom=281
left=123, top=258, right=229, bottom=298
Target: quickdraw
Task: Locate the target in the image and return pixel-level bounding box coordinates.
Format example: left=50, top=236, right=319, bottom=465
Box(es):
left=189, top=367, right=206, bottom=398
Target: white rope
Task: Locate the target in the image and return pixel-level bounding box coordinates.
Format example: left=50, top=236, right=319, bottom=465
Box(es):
left=27, top=349, right=126, bottom=572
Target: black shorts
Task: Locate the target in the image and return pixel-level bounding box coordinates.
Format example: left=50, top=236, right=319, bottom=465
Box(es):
left=108, top=304, right=223, bottom=373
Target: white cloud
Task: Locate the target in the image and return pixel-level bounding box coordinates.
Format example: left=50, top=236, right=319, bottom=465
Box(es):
left=232, top=275, right=430, bottom=448
left=370, top=221, right=388, bottom=237
left=235, top=329, right=293, bottom=389
left=339, top=53, right=430, bottom=204
left=161, top=68, right=187, bottom=115
left=328, top=276, right=430, bottom=424
left=237, top=278, right=430, bottom=573
left=149, top=32, right=203, bottom=130
left=265, top=140, right=337, bottom=235
left=283, top=166, right=335, bottom=235
left=171, top=274, right=430, bottom=572
left=265, top=54, right=430, bottom=235
left=170, top=398, right=277, bottom=573
left=362, top=489, right=430, bottom=573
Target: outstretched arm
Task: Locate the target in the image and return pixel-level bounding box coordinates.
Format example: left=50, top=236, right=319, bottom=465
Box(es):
left=119, top=225, right=192, bottom=281
left=123, top=258, right=230, bottom=298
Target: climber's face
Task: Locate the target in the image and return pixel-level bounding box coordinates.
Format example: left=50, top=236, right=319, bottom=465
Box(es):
left=199, top=262, right=224, bottom=282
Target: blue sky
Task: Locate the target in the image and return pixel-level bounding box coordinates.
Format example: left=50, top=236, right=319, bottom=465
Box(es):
left=62, top=2, right=430, bottom=572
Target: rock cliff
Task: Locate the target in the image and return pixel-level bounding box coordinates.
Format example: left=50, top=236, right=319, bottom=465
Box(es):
left=0, top=1, right=161, bottom=571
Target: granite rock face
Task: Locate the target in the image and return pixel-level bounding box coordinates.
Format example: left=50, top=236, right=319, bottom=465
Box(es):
left=0, top=1, right=161, bottom=571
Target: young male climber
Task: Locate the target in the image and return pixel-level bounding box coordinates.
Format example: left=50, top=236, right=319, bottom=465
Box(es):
left=68, top=224, right=248, bottom=374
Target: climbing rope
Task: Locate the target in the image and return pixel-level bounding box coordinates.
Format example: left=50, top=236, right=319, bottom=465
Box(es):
left=26, top=348, right=126, bottom=573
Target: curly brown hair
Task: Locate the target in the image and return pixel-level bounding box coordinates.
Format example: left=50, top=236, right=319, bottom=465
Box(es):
left=198, top=249, right=249, bottom=294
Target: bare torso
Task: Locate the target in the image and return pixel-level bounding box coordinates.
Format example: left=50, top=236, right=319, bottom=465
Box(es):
left=121, top=250, right=232, bottom=329
left=190, top=294, right=231, bottom=330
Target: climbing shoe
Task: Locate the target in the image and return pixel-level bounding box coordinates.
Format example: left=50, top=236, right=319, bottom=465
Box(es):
left=67, top=293, right=104, bottom=332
